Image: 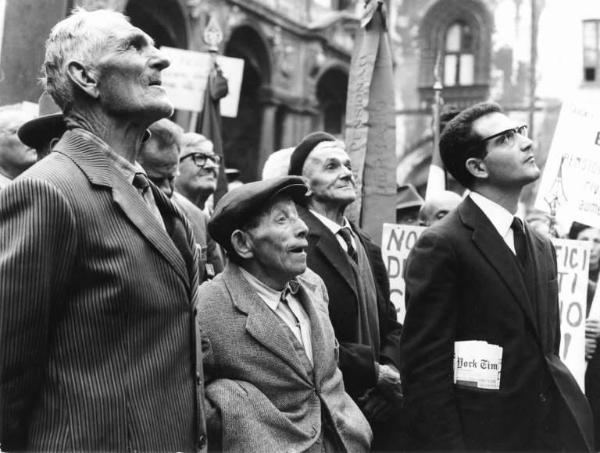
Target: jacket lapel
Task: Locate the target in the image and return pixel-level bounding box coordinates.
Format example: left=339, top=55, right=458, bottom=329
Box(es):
left=528, top=226, right=551, bottom=346
left=224, top=265, right=312, bottom=384
left=300, top=206, right=358, bottom=297
left=54, top=130, right=190, bottom=287
left=459, top=197, right=539, bottom=335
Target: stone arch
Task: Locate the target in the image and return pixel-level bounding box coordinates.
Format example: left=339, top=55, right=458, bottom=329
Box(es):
left=221, top=23, right=272, bottom=182
left=418, top=0, right=492, bottom=106
left=315, top=62, right=349, bottom=136
left=125, top=0, right=189, bottom=49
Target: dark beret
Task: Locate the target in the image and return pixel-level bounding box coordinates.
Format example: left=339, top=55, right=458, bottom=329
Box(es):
left=18, top=91, right=65, bottom=150
left=288, top=131, right=336, bottom=176
left=209, top=176, right=308, bottom=249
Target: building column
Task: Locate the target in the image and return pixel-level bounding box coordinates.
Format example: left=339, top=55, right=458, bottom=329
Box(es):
left=257, top=102, right=277, bottom=178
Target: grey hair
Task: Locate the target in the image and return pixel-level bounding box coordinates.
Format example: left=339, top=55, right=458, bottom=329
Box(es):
left=180, top=132, right=214, bottom=155
left=42, top=7, right=131, bottom=114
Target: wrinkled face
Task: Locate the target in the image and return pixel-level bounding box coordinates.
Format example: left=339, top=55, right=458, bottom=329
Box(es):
left=0, top=114, right=38, bottom=175
left=176, top=144, right=220, bottom=197
left=473, top=112, right=540, bottom=189
left=94, top=18, right=172, bottom=122
left=140, top=138, right=178, bottom=198
left=245, top=196, right=309, bottom=288
left=577, top=227, right=600, bottom=271
left=302, top=142, right=356, bottom=209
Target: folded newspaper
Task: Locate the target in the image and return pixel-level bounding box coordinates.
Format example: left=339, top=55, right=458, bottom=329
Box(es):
left=454, top=340, right=503, bottom=390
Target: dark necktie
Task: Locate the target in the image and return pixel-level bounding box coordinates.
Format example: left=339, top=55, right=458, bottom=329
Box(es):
left=511, top=217, right=528, bottom=266
left=337, top=227, right=358, bottom=263
left=132, top=172, right=150, bottom=196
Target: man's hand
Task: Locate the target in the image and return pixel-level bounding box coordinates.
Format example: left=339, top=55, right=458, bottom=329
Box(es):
left=376, top=363, right=403, bottom=402
left=586, top=338, right=597, bottom=360
left=586, top=318, right=600, bottom=339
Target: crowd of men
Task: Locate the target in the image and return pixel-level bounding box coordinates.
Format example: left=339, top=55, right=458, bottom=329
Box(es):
left=0, top=7, right=597, bottom=453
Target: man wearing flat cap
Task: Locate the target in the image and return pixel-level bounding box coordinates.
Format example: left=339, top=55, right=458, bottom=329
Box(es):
left=289, top=131, right=404, bottom=449
left=198, top=176, right=372, bottom=452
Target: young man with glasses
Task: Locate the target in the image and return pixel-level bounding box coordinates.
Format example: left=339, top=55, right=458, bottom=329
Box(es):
left=175, top=132, right=221, bottom=212
left=400, top=102, right=593, bottom=451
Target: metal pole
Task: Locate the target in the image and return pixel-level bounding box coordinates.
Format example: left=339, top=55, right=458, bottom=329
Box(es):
left=528, top=0, right=538, bottom=137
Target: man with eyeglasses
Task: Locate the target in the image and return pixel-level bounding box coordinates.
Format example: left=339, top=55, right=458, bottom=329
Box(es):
left=0, top=105, right=37, bottom=190
left=400, top=102, right=593, bottom=451
left=175, top=132, right=221, bottom=213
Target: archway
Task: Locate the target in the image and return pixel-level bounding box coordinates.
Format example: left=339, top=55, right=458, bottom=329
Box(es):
left=222, top=24, right=271, bottom=183
left=316, top=66, right=348, bottom=136
left=125, top=0, right=188, bottom=49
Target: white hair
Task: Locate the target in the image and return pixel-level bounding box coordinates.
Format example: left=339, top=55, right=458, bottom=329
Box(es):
left=42, top=7, right=131, bottom=113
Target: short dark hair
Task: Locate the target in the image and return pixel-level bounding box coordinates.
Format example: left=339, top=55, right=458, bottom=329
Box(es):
left=439, top=102, right=502, bottom=189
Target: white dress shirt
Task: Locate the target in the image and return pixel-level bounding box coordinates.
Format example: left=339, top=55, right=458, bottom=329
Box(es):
left=469, top=192, right=521, bottom=255
left=310, top=209, right=356, bottom=252
left=240, top=268, right=313, bottom=364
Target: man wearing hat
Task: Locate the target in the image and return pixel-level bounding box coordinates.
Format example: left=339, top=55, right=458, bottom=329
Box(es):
left=17, top=91, right=66, bottom=159
left=289, top=131, right=404, bottom=450
left=198, top=176, right=372, bottom=452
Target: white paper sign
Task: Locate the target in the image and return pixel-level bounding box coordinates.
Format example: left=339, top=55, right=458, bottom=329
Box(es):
left=454, top=340, right=503, bottom=390
left=160, top=47, right=244, bottom=117
left=535, top=100, right=600, bottom=229
left=553, top=238, right=590, bottom=391
left=381, top=223, right=426, bottom=323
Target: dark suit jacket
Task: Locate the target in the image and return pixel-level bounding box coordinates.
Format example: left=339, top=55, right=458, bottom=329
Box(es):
left=0, top=129, right=205, bottom=452
left=299, top=206, right=402, bottom=399
left=400, top=196, right=593, bottom=451
left=198, top=264, right=372, bottom=452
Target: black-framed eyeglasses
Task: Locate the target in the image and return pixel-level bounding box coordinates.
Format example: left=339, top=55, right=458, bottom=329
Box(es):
left=480, top=125, right=528, bottom=146
left=180, top=152, right=221, bottom=168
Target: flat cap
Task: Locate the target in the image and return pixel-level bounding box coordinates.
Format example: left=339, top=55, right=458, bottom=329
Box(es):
left=288, top=131, right=337, bottom=176
left=209, top=176, right=308, bottom=249
left=18, top=91, right=65, bottom=150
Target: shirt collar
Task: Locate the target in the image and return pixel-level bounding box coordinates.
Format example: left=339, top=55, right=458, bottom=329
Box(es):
left=310, top=209, right=351, bottom=235
left=74, top=128, right=147, bottom=185
left=239, top=267, right=298, bottom=311
left=469, top=191, right=518, bottom=238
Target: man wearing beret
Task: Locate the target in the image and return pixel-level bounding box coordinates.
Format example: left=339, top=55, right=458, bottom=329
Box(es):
left=198, top=176, right=372, bottom=452
left=289, top=132, right=404, bottom=449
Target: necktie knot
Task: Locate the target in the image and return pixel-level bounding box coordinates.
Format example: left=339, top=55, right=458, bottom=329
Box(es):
left=132, top=172, right=150, bottom=194
left=337, top=226, right=358, bottom=263
left=511, top=217, right=524, bottom=234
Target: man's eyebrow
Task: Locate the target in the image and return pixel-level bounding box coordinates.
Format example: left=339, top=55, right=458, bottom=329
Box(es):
left=125, top=31, right=154, bottom=48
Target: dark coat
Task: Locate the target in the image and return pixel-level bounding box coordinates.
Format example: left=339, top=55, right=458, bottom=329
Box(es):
left=400, top=196, right=594, bottom=451
left=0, top=129, right=206, bottom=452
left=298, top=206, right=402, bottom=399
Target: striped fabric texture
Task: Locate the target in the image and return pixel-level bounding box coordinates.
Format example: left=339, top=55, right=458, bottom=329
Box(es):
left=0, top=129, right=204, bottom=452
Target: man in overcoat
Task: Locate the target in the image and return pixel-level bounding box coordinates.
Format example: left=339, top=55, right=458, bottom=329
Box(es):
left=0, top=9, right=205, bottom=451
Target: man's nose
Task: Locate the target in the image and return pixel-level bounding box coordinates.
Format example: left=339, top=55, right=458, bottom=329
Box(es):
left=519, top=134, right=533, bottom=150
left=160, top=179, right=174, bottom=198
left=150, top=46, right=170, bottom=71
left=295, top=217, right=309, bottom=237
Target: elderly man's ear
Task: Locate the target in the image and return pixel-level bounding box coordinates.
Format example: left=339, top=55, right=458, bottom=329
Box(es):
left=230, top=230, right=254, bottom=260
left=66, top=61, right=100, bottom=99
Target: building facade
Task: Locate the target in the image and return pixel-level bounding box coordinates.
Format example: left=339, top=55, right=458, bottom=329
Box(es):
left=0, top=0, right=358, bottom=182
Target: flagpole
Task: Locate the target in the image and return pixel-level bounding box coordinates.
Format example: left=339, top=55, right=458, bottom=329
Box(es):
left=425, top=52, right=445, bottom=200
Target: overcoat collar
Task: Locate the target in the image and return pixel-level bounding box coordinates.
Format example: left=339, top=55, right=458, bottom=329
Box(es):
left=222, top=264, right=329, bottom=386
left=53, top=129, right=191, bottom=288
left=458, top=196, right=546, bottom=340
left=300, top=205, right=358, bottom=297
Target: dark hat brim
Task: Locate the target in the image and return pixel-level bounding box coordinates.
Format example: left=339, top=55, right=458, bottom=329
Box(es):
left=18, top=113, right=66, bottom=149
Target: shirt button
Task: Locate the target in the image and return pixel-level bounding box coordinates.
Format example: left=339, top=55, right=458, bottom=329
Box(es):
left=538, top=392, right=547, bottom=403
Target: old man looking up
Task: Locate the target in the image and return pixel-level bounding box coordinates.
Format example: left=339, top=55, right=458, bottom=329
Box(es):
left=0, top=8, right=204, bottom=452
left=198, top=176, right=372, bottom=452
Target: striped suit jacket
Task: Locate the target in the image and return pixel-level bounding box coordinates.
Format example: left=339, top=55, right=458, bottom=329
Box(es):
left=0, top=129, right=205, bottom=452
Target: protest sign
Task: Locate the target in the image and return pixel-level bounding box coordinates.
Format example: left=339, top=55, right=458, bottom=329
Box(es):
left=552, top=238, right=590, bottom=391
left=160, top=47, right=244, bottom=117
left=381, top=223, right=426, bottom=323
left=535, top=100, right=600, bottom=229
